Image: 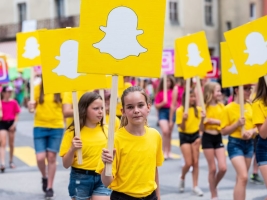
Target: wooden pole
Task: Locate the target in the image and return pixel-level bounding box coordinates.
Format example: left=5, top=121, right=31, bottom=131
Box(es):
left=238, top=85, right=245, bottom=135
left=72, top=91, right=83, bottom=165
left=184, top=78, right=191, bottom=114
left=195, top=76, right=206, bottom=113
left=105, top=75, right=119, bottom=176
left=99, top=89, right=106, bottom=125
left=29, top=68, right=35, bottom=112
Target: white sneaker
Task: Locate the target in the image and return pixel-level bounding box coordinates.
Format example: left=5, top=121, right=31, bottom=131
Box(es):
left=179, top=179, right=185, bottom=193
left=193, top=186, right=203, bottom=196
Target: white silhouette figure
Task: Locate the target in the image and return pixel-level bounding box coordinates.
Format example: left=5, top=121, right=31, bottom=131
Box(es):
left=244, top=32, right=267, bottom=66
left=93, top=6, right=147, bottom=60
left=228, top=59, right=238, bottom=74
left=22, top=37, right=40, bottom=59
left=53, top=40, right=85, bottom=79
left=187, top=43, right=204, bottom=67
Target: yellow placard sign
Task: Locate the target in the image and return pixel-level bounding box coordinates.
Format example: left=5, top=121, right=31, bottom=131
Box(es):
left=17, top=31, right=41, bottom=68
left=78, top=0, right=166, bottom=78
left=224, top=16, right=267, bottom=85
left=174, top=31, right=212, bottom=79
left=221, top=42, right=241, bottom=88
left=38, top=28, right=108, bottom=94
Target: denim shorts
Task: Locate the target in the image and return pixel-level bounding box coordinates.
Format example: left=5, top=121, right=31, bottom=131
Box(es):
left=33, top=127, right=64, bottom=153
left=227, top=136, right=254, bottom=160
left=256, top=136, right=267, bottom=166
left=68, top=168, right=112, bottom=199
left=158, top=108, right=175, bottom=121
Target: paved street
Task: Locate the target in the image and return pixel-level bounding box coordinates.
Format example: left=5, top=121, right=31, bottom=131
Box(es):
left=0, top=107, right=266, bottom=200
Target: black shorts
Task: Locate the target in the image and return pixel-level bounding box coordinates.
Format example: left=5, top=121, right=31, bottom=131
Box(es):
left=111, top=190, right=157, bottom=200
left=179, top=131, right=200, bottom=146
left=202, top=132, right=224, bottom=149
left=0, top=120, right=14, bottom=131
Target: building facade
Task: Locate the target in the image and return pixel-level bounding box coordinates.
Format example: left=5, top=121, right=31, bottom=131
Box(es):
left=0, top=0, right=265, bottom=58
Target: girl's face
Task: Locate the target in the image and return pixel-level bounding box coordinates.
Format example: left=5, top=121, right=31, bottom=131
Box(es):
left=189, top=93, right=196, bottom=106
left=167, top=78, right=172, bottom=89
left=122, top=91, right=150, bottom=126
left=213, top=85, right=222, bottom=101
left=244, top=85, right=252, bottom=100
left=3, top=91, right=12, bottom=99
left=86, top=99, right=103, bottom=124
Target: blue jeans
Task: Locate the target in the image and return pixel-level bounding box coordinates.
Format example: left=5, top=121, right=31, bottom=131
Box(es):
left=68, top=168, right=111, bottom=200
left=227, top=136, right=254, bottom=160
left=33, top=127, right=64, bottom=153
left=256, top=135, right=267, bottom=166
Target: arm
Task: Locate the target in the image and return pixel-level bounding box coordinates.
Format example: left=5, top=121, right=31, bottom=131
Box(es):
left=155, top=167, right=160, bottom=199
left=101, top=148, right=115, bottom=187
left=9, top=114, right=19, bottom=131
left=63, top=104, right=73, bottom=118
left=257, top=118, right=267, bottom=139
left=205, top=118, right=221, bottom=126
left=221, top=118, right=244, bottom=136
left=101, top=165, right=114, bottom=187
left=155, top=101, right=167, bottom=109
left=62, top=136, right=82, bottom=169
left=199, top=118, right=205, bottom=132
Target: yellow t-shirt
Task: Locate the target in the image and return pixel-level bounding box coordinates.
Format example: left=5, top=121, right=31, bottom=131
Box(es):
left=116, top=82, right=132, bottom=116
left=252, top=99, right=267, bottom=125
left=221, top=102, right=254, bottom=139
left=204, top=103, right=224, bottom=131
left=176, top=106, right=202, bottom=134
left=59, top=125, right=108, bottom=170
left=62, top=91, right=87, bottom=127
left=106, top=114, right=120, bottom=131
left=34, top=85, right=64, bottom=128
left=96, top=126, right=164, bottom=198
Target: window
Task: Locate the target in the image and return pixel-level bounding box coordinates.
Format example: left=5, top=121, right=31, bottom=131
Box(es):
left=250, top=3, right=256, bottom=20
left=169, top=1, right=179, bottom=24
left=226, top=21, right=232, bottom=30
left=18, top=3, right=27, bottom=23
left=209, top=47, right=215, bottom=56
left=55, top=0, right=65, bottom=19
left=205, top=0, right=213, bottom=26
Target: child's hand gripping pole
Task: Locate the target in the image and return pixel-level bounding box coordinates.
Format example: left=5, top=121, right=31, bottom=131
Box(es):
left=195, top=76, right=206, bottom=113
left=238, top=85, right=245, bottom=135
left=72, top=91, right=83, bottom=165
left=105, top=75, right=119, bottom=176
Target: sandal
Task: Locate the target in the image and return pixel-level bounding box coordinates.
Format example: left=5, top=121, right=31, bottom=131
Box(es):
left=1, top=165, right=5, bottom=173
left=9, top=162, right=16, bottom=169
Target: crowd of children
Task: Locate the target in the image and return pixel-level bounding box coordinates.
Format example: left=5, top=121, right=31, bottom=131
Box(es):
left=0, top=75, right=267, bottom=200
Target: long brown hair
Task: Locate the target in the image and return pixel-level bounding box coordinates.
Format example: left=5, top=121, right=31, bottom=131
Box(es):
left=254, top=76, right=267, bottom=106
left=68, top=92, right=106, bottom=137
left=120, top=86, right=150, bottom=128
left=182, top=89, right=198, bottom=118
left=39, top=81, right=61, bottom=104
left=204, top=82, right=220, bottom=106
left=156, top=75, right=175, bottom=94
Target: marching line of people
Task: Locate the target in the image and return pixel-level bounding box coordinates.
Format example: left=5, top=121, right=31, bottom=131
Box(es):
left=0, top=75, right=267, bottom=200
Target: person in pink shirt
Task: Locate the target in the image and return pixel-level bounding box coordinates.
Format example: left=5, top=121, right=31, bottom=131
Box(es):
left=155, top=75, right=176, bottom=159
left=0, top=86, right=20, bottom=172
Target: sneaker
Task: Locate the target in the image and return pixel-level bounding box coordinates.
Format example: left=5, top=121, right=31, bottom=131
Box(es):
left=250, top=173, right=264, bottom=185
left=45, top=188, right=54, bottom=199
left=193, top=186, right=204, bottom=196
left=42, top=178, right=48, bottom=193
left=179, top=178, right=185, bottom=193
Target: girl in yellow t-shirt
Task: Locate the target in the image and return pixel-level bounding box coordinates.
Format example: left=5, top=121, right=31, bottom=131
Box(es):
left=202, top=82, right=226, bottom=200
left=176, top=89, right=205, bottom=196
left=27, top=80, right=64, bottom=199
left=59, top=92, right=111, bottom=200
left=252, top=77, right=267, bottom=190
left=99, top=86, right=164, bottom=200
left=221, top=85, right=257, bottom=200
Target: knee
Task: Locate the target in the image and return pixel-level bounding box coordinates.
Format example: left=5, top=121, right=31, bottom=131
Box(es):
left=219, top=165, right=227, bottom=174
left=193, top=160, right=199, bottom=168
left=237, top=174, right=248, bottom=185
left=184, top=161, right=193, bottom=169
left=36, top=155, right=46, bottom=163
left=47, top=153, right=57, bottom=163
left=209, top=166, right=216, bottom=175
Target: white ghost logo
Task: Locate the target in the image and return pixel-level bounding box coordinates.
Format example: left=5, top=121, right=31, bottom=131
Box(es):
left=186, top=43, right=204, bottom=67
left=228, top=59, right=238, bottom=74
left=52, top=40, right=85, bottom=79
left=22, top=37, right=40, bottom=59
left=244, top=32, right=267, bottom=66
left=93, top=6, right=147, bottom=60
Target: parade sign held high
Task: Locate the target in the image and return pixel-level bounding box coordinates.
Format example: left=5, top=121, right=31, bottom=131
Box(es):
left=78, top=0, right=166, bottom=78
left=224, top=16, right=267, bottom=85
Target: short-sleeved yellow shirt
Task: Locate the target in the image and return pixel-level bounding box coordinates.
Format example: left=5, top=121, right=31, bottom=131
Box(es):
left=204, top=103, right=224, bottom=131
left=252, top=99, right=267, bottom=125
left=34, top=85, right=64, bottom=128
left=59, top=125, right=108, bottom=170
left=221, top=102, right=254, bottom=139
left=96, top=126, right=164, bottom=198
left=176, top=106, right=202, bottom=134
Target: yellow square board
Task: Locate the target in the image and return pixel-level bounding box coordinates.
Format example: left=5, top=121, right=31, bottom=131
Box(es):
left=38, top=28, right=108, bottom=94
left=78, top=0, right=166, bottom=78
